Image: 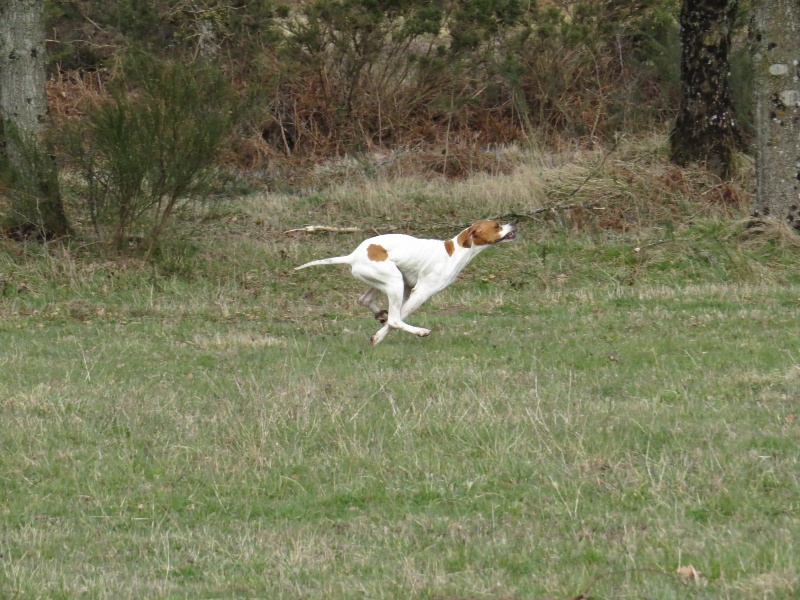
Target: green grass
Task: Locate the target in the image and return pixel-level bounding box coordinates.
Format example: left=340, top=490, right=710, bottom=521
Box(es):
left=1, top=146, right=799, bottom=598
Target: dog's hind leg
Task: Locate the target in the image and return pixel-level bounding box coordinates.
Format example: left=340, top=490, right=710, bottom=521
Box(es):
left=359, top=289, right=387, bottom=324
left=352, top=264, right=429, bottom=345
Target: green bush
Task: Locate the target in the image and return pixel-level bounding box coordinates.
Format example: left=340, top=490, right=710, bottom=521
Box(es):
left=58, top=56, right=233, bottom=255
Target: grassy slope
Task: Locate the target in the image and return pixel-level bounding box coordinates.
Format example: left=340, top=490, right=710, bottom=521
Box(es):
left=1, top=139, right=799, bottom=599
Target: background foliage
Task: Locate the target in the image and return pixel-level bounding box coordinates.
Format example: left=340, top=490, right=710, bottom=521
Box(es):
left=44, top=0, right=722, bottom=162
left=0, top=0, right=752, bottom=250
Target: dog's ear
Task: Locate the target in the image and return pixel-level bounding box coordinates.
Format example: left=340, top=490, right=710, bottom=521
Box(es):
left=458, top=225, right=474, bottom=248
left=457, top=226, right=475, bottom=248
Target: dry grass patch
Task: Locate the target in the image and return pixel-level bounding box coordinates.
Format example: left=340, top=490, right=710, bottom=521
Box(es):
left=239, top=135, right=751, bottom=243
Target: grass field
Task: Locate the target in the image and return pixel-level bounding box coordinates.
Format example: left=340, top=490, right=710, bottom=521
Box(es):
left=1, top=140, right=799, bottom=598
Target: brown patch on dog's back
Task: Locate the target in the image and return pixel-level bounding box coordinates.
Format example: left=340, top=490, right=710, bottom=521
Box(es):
left=367, top=244, right=388, bottom=262
left=444, top=239, right=455, bottom=256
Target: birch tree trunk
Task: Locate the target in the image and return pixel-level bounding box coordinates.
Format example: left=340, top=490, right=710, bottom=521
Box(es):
left=0, top=0, right=69, bottom=238
left=670, top=0, right=741, bottom=179
left=750, top=0, right=800, bottom=230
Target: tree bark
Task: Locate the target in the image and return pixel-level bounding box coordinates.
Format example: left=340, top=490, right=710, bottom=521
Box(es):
left=670, top=0, right=741, bottom=179
left=0, top=0, right=70, bottom=238
left=750, top=0, right=800, bottom=231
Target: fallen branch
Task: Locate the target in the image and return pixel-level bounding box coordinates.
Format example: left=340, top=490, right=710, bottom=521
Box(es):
left=284, top=225, right=391, bottom=235
left=285, top=204, right=605, bottom=236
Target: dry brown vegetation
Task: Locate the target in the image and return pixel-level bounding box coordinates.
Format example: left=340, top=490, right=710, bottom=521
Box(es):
left=41, top=0, right=692, bottom=175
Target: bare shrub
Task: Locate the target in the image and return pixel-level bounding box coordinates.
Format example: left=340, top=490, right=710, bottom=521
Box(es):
left=56, top=56, right=233, bottom=256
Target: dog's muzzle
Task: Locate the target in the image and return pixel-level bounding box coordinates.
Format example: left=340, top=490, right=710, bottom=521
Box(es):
left=501, top=221, right=518, bottom=241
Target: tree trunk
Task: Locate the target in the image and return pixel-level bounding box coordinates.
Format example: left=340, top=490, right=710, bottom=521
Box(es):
left=670, top=0, right=741, bottom=179
left=0, top=0, right=70, bottom=238
left=750, top=0, right=800, bottom=231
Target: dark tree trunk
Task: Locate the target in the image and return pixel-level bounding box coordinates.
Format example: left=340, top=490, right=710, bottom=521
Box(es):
left=750, top=0, right=800, bottom=231
left=670, top=0, right=741, bottom=179
left=0, top=0, right=70, bottom=239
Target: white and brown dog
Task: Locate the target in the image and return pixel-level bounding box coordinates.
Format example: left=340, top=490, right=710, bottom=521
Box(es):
left=295, top=219, right=517, bottom=344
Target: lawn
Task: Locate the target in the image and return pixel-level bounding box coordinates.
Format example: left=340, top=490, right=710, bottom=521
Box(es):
left=1, top=144, right=799, bottom=598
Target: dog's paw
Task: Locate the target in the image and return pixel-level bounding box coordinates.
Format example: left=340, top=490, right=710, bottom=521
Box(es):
left=370, top=328, right=389, bottom=345
left=415, top=328, right=431, bottom=338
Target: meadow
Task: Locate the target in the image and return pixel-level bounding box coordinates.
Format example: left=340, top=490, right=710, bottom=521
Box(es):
left=1, top=138, right=799, bottom=598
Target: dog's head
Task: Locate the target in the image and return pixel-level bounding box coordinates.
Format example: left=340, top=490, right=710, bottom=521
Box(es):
left=458, top=220, right=517, bottom=248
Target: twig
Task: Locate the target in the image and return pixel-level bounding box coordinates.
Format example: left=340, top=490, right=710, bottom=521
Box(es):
left=493, top=202, right=606, bottom=223
left=562, top=143, right=617, bottom=204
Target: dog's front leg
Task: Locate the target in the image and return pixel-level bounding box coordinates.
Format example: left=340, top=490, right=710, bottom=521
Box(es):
left=370, top=324, right=391, bottom=345
left=366, top=267, right=429, bottom=345
left=369, top=283, right=438, bottom=345
left=370, top=285, right=431, bottom=345
left=400, top=283, right=441, bottom=320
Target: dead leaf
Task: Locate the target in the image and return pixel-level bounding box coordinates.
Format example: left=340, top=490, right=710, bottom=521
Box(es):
left=676, top=564, right=702, bottom=583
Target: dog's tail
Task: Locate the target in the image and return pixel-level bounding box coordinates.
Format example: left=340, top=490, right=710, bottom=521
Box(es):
left=294, top=255, right=352, bottom=271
